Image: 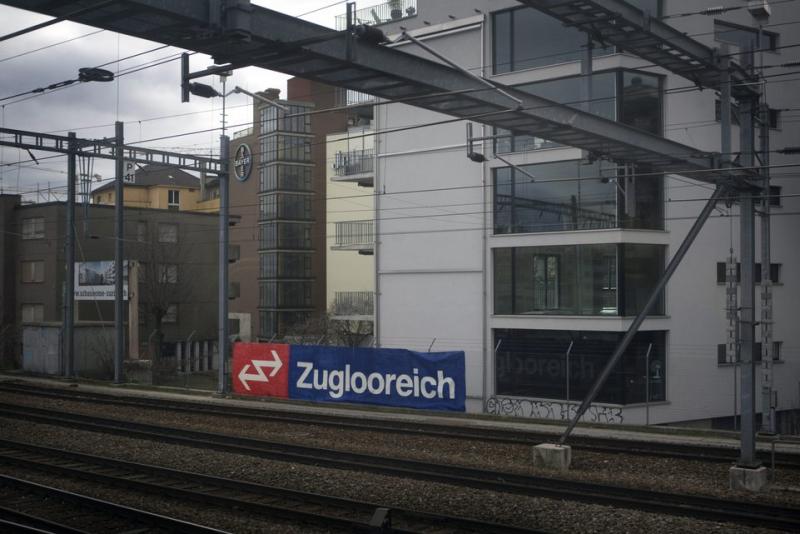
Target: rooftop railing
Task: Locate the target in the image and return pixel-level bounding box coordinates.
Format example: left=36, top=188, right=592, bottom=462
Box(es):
left=335, top=0, right=417, bottom=31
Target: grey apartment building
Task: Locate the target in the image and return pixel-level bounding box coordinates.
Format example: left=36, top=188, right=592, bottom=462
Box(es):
left=0, top=195, right=218, bottom=368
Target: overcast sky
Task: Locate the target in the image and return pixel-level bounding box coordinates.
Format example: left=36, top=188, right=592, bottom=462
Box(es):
left=0, top=1, right=386, bottom=199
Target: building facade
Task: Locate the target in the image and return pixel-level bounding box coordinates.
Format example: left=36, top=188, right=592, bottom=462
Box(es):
left=362, top=0, right=799, bottom=430
left=92, top=163, right=217, bottom=213
left=0, top=195, right=219, bottom=367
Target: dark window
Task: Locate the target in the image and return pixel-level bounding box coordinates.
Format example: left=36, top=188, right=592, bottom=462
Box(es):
left=261, top=103, right=312, bottom=134
left=494, top=329, right=666, bottom=404
left=496, top=69, right=662, bottom=154
left=715, top=262, right=781, bottom=283
left=493, top=159, right=663, bottom=234
left=260, top=252, right=313, bottom=279
left=769, top=108, right=780, bottom=129
left=494, top=244, right=664, bottom=316
left=21, top=260, right=44, bottom=283
left=260, top=164, right=313, bottom=193
left=769, top=185, right=782, bottom=207
left=714, top=20, right=778, bottom=53
left=259, top=222, right=313, bottom=250
left=493, top=2, right=660, bottom=74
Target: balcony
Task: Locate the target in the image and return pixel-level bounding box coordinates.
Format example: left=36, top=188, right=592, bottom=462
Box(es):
left=332, top=291, right=374, bottom=319
left=332, top=149, right=374, bottom=186
left=333, top=220, right=373, bottom=254
left=335, top=0, right=417, bottom=31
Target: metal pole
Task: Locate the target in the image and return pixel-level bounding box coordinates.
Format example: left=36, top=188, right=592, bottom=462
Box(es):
left=114, top=121, right=124, bottom=384
left=645, top=351, right=649, bottom=425
left=64, top=132, right=76, bottom=378
left=565, top=340, right=574, bottom=402
left=737, top=38, right=760, bottom=467
left=739, top=105, right=759, bottom=467
left=560, top=185, right=725, bottom=444
left=218, top=134, right=230, bottom=395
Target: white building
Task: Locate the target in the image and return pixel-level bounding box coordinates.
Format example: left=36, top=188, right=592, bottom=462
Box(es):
left=359, top=0, right=799, bottom=430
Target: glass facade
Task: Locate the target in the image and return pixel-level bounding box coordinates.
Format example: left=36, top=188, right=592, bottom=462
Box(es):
left=494, top=329, right=666, bottom=404
left=492, top=1, right=661, bottom=74
left=258, top=101, right=315, bottom=339
left=494, top=244, right=664, bottom=317
left=495, top=69, right=663, bottom=154
left=493, top=159, right=664, bottom=234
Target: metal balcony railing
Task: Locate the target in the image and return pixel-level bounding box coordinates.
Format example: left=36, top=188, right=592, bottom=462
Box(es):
left=334, top=220, right=374, bottom=248
left=333, top=149, right=374, bottom=177
left=345, top=89, right=377, bottom=107
left=332, top=291, right=374, bottom=316
left=335, top=0, right=417, bottom=31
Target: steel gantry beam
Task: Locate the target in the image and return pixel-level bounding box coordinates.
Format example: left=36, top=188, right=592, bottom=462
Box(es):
left=514, top=0, right=759, bottom=99
left=0, top=127, right=222, bottom=174
left=0, top=0, right=753, bottom=185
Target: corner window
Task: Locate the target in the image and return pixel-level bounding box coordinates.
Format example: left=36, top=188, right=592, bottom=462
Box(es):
left=22, top=217, right=45, bottom=239
left=157, top=223, right=178, bottom=243
left=714, top=20, right=777, bottom=53
left=493, top=159, right=664, bottom=234
left=494, top=244, right=665, bottom=317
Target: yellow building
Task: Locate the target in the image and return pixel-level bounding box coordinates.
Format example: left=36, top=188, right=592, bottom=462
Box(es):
left=91, top=164, right=219, bottom=213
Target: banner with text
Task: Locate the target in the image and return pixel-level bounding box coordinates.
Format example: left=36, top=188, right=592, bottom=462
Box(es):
left=75, top=261, right=128, bottom=301
left=232, top=343, right=465, bottom=412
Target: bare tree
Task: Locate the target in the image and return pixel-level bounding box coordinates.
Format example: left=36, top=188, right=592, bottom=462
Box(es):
left=134, top=223, right=195, bottom=359
left=283, top=309, right=373, bottom=348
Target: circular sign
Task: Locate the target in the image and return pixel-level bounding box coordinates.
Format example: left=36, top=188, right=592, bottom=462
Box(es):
left=233, top=143, right=252, bottom=182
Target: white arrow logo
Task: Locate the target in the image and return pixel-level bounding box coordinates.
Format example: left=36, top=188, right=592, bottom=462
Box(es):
left=238, top=350, right=283, bottom=391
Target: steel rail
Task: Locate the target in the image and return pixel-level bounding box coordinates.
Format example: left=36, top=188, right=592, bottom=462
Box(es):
left=1, top=382, right=797, bottom=469
left=0, top=474, right=228, bottom=533
left=0, top=438, right=540, bottom=534
left=0, top=402, right=798, bottom=530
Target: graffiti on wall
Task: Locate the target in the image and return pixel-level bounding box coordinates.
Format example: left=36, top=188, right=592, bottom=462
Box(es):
left=485, top=396, right=624, bottom=424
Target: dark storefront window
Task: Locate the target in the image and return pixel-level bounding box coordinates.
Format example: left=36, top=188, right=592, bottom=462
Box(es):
left=494, top=244, right=664, bottom=317
left=494, top=329, right=666, bottom=404
left=493, top=159, right=663, bottom=234
left=492, top=1, right=661, bottom=74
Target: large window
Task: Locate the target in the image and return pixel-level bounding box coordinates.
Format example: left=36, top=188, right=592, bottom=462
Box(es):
left=259, top=281, right=312, bottom=308
left=494, top=329, right=666, bottom=404
left=261, top=134, right=312, bottom=163
left=260, top=164, right=313, bottom=193
left=494, top=244, right=664, bottom=317
left=260, top=252, right=313, bottom=279
left=259, top=192, right=312, bottom=221
left=493, top=159, right=664, bottom=234
left=492, top=1, right=661, bottom=74
left=259, top=222, right=313, bottom=250
left=714, top=20, right=777, bottom=54
left=495, top=69, right=663, bottom=154
left=261, top=103, right=312, bottom=134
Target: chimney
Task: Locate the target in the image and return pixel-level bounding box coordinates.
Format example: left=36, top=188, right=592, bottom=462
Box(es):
left=258, top=88, right=281, bottom=101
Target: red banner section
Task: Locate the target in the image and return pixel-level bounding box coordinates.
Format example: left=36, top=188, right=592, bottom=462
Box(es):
left=232, top=343, right=290, bottom=398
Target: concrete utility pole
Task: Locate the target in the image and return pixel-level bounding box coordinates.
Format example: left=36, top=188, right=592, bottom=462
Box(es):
left=218, top=134, right=230, bottom=395
left=64, top=132, right=77, bottom=378
left=114, top=121, right=124, bottom=384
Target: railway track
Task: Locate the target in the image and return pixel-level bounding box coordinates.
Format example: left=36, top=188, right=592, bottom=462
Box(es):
left=0, top=438, right=541, bottom=534
left=2, top=381, right=797, bottom=469
left=0, top=473, right=227, bottom=533
left=1, top=401, right=798, bottom=531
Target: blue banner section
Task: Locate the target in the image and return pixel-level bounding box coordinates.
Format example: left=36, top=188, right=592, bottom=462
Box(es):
left=288, top=346, right=466, bottom=411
